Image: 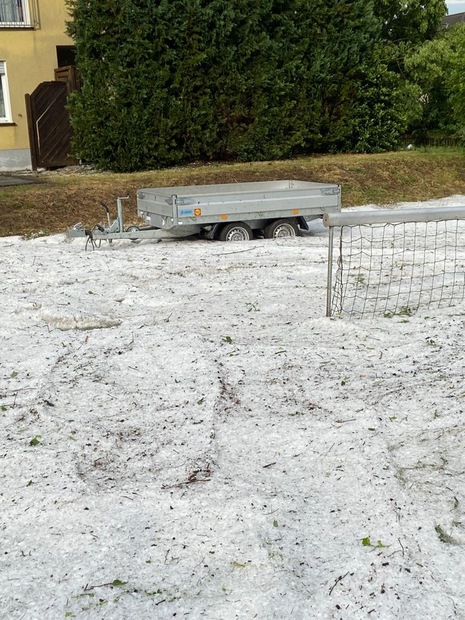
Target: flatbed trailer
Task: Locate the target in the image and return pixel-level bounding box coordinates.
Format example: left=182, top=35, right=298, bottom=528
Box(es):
left=67, top=180, right=341, bottom=246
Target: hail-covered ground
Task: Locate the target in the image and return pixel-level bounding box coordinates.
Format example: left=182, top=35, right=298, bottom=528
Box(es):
left=1, top=196, right=465, bottom=620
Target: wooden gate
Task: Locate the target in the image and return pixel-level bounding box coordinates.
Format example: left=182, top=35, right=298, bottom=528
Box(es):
left=25, top=79, right=77, bottom=170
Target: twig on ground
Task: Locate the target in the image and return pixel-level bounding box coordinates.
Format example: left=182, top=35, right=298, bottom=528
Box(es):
left=398, top=538, right=405, bottom=556
left=329, top=571, right=350, bottom=596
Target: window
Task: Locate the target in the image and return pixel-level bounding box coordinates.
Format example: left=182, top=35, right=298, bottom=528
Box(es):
left=0, top=62, right=12, bottom=123
left=57, top=46, right=77, bottom=68
left=0, top=0, right=30, bottom=26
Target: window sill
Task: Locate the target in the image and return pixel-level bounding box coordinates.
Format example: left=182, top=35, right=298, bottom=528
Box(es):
left=0, top=24, right=35, bottom=29
left=0, top=122, right=16, bottom=126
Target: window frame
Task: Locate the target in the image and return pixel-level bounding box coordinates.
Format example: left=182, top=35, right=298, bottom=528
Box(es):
left=0, top=62, right=13, bottom=123
left=0, top=0, right=31, bottom=27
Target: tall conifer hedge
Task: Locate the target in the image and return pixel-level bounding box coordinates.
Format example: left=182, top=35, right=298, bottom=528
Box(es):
left=66, top=0, right=445, bottom=171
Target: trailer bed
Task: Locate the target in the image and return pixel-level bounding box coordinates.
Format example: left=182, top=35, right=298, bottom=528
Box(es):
left=137, top=180, right=340, bottom=231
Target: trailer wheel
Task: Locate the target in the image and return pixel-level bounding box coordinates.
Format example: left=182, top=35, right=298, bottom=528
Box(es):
left=218, top=222, right=253, bottom=242
left=264, top=219, right=299, bottom=239
left=126, top=225, right=142, bottom=244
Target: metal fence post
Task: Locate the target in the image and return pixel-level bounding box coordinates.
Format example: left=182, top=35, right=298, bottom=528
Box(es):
left=326, top=225, right=334, bottom=317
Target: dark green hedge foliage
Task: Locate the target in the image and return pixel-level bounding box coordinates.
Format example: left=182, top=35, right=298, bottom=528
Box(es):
left=66, top=0, right=447, bottom=171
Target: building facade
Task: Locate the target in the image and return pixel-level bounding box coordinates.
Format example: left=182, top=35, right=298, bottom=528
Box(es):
left=0, top=0, right=74, bottom=170
left=442, top=11, right=465, bottom=28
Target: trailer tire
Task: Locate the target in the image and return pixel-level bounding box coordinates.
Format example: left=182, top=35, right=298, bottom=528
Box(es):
left=126, top=225, right=142, bottom=244
left=218, top=222, right=253, bottom=242
left=264, top=219, right=299, bottom=239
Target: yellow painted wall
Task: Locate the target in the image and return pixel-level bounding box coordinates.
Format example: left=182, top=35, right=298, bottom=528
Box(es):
left=0, top=0, right=72, bottom=164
